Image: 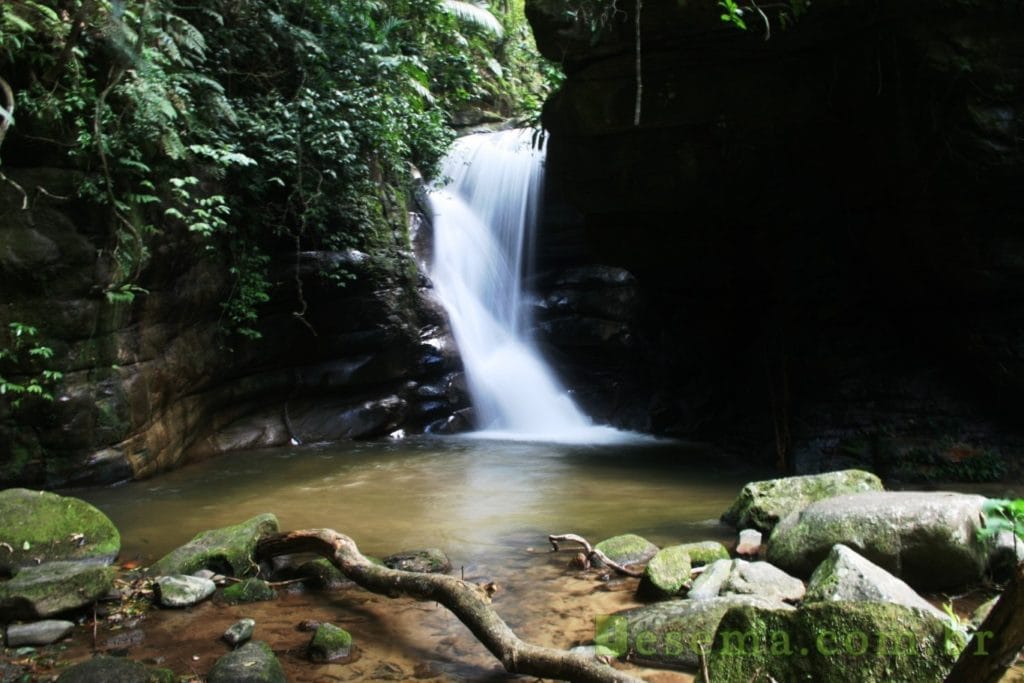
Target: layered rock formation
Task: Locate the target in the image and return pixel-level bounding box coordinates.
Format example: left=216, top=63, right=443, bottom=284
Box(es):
left=0, top=168, right=467, bottom=487
left=526, top=0, right=1024, bottom=472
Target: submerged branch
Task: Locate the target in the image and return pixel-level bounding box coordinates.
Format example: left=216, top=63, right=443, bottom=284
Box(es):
left=257, top=529, right=644, bottom=683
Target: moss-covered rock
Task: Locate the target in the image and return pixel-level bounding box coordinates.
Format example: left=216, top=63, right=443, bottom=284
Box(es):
left=805, top=544, right=945, bottom=620
left=721, top=470, right=884, bottom=533
left=296, top=558, right=351, bottom=589
left=148, top=514, right=278, bottom=577
left=707, top=601, right=955, bottom=682
left=0, top=488, right=120, bottom=572
left=207, top=640, right=285, bottom=683
left=594, top=534, right=658, bottom=567
left=607, top=596, right=794, bottom=670
left=55, top=655, right=175, bottom=683
left=382, top=548, right=451, bottom=574
left=308, top=622, right=353, bottom=662
left=766, top=491, right=996, bottom=590
left=221, top=577, right=277, bottom=604
left=637, top=546, right=692, bottom=600
left=677, top=541, right=729, bottom=567
left=0, top=561, right=115, bottom=619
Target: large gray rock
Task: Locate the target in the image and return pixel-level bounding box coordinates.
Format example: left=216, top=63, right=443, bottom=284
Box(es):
left=707, top=601, right=956, bottom=682
left=606, top=596, right=795, bottom=669
left=153, top=575, right=216, bottom=608
left=805, top=544, right=946, bottom=620
left=0, top=488, right=120, bottom=572
left=5, top=620, right=75, bottom=646
left=148, top=514, right=278, bottom=577
left=722, top=470, right=884, bottom=533
left=766, top=491, right=1001, bottom=590
left=207, top=640, right=286, bottom=683
left=0, top=561, right=115, bottom=619
left=687, top=559, right=805, bottom=603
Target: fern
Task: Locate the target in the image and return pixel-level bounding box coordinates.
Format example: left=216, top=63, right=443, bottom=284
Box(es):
left=441, top=1, right=504, bottom=38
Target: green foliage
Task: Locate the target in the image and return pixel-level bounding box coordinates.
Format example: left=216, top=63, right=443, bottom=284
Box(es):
left=940, top=602, right=970, bottom=659
left=979, top=498, right=1024, bottom=542
left=0, top=323, right=63, bottom=409
left=719, top=0, right=748, bottom=30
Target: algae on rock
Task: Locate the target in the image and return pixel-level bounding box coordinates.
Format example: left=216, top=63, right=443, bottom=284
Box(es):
left=148, top=513, right=279, bottom=577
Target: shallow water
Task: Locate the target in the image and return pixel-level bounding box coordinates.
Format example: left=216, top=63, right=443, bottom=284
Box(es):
left=74, top=436, right=758, bottom=567
left=57, top=437, right=760, bottom=681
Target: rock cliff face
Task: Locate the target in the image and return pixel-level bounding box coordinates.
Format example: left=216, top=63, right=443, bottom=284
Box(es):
left=526, top=0, right=1024, bottom=472
left=0, top=169, right=466, bottom=487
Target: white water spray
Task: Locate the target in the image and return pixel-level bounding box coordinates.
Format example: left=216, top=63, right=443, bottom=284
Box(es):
left=429, top=129, right=631, bottom=443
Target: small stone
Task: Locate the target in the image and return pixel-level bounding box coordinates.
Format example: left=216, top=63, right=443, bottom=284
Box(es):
left=154, top=575, right=216, bottom=608
left=736, top=529, right=763, bottom=556
left=382, top=548, right=451, bottom=574
left=308, top=623, right=353, bottom=662
left=221, top=578, right=277, bottom=604
left=223, top=619, right=256, bottom=646
left=192, top=569, right=216, bottom=580
left=5, top=620, right=75, bottom=646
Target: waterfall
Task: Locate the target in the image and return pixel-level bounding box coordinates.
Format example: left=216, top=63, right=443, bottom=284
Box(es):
left=429, top=129, right=610, bottom=441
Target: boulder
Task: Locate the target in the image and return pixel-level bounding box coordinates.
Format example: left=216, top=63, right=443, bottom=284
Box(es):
left=721, top=470, right=884, bottom=533
left=766, top=491, right=1000, bottom=590
left=296, top=558, right=351, bottom=590
left=677, top=541, right=729, bottom=567
left=153, top=575, right=216, bottom=608
left=56, top=655, right=175, bottom=683
left=207, top=640, right=286, bottom=683
left=594, top=534, right=659, bottom=567
left=637, top=546, right=692, bottom=599
left=308, top=622, right=354, bottom=662
left=223, top=618, right=256, bottom=646
left=148, top=514, right=278, bottom=577
left=805, top=544, right=946, bottom=620
left=686, top=559, right=804, bottom=603
left=221, top=578, right=276, bottom=604
left=5, top=620, right=75, bottom=646
left=0, top=488, right=120, bottom=572
left=382, top=548, right=451, bottom=574
left=0, top=561, right=115, bottom=619
left=707, top=601, right=956, bottom=682
left=605, top=595, right=795, bottom=669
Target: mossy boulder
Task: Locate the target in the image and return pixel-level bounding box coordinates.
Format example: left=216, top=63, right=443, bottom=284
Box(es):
left=382, top=548, right=451, bottom=574
left=677, top=541, right=729, bottom=567
left=56, top=655, right=175, bottom=683
left=594, top=534, right=658, bottom=567
left=308, top=622, right=353, bottom=662
left=148, top=514, right=278, bottom=577
left=221, top=578, right=277, bottom=604
left=766, top=491, right=997, bottom=590
left=0, top=561, right=115, bottom=619
left=0, top=488, right=120, bottom=572
left=207, top=640, right=285, bottom=683
left=607, top=596, right=794, bottom=670
left=721, top=470, right=884, bottom=533
left=637, top=546, right=692, bottom=599
left=805, top=544, right=945, bottom=620
left=707, top=601, right=955, bottom=682
left=296, top=558, right=351, bottom=589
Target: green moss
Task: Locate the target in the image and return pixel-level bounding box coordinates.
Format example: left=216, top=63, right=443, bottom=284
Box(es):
left=594, top=534, right=659, bottom=567
left=308, top=623, right=353, bottom=662
left=56, top=655, right=175, bottom=683
left=382, top=548, right=451, bottom=574
left=148, top=513, right=278, bottom=577
left=0, top=561, right=115, bottom=619
left=221, top=577, right=277, bottom=604
left=208, top=641, right=285, bottom=683
left=678, top=541, right=729, bottom=567
left=638, top=546, right=692, bottom=599
left=708, top=601, right=955, bottom=682
left=0, top=488, right=120, bottom=572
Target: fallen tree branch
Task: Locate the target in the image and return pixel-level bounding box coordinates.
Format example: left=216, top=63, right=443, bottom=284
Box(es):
left=548, top=533, right=645, bottom=577
left=257, top=529, right=644, bottom=683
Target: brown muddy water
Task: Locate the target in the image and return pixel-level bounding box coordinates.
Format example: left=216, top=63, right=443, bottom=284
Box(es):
left=50, top=436, right=762, bottom=682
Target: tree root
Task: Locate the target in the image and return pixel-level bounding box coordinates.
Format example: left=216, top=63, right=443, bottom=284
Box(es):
left=256, top=529, right=644, bottom=683
left=548, top=533, right=644, bottom=577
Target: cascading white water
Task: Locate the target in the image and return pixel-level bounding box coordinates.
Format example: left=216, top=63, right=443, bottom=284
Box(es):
left=429, top=129, right=616, bottom=442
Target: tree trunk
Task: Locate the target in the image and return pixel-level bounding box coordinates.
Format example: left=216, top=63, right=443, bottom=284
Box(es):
left=945, top=561, right=1024, bottom=683
left=256, top=529, right=644, bottom=683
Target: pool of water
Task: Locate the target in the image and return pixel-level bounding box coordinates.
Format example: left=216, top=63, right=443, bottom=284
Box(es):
left=72, top=435, right=762, bottom=566
left=61, top=436, right=765, bottom=681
